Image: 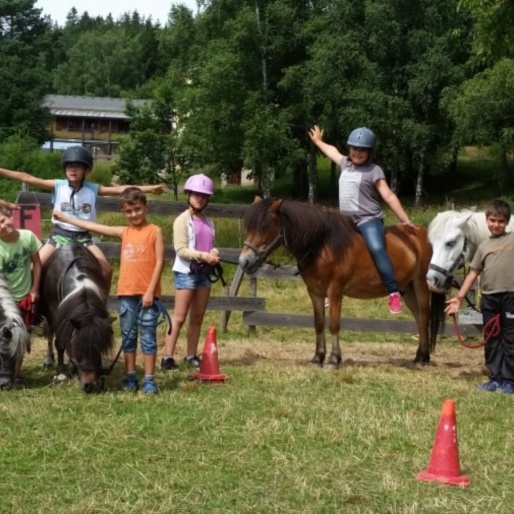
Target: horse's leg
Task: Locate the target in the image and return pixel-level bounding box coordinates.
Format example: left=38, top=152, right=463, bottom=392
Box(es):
left=308, top=293, right=326, bottom=366
left=406, top=279, right=431, bottom=364
left=44, top=333, right=55, bottom=370
left=53, top=345, right=67, bottom=383
left=325, top=295, right=343, bottom=368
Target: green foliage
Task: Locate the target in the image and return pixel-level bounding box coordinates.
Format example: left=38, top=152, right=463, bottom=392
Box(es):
left=0, top=135, right=62, bottom=200
left=0, top=0, right=53, bottom=142
left=89, top=161, right=114, bottom=186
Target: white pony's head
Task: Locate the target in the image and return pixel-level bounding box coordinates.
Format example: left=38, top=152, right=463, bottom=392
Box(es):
left=0, top=274, right=29, bottom=390
left=426, top=210, right=475, bottom=293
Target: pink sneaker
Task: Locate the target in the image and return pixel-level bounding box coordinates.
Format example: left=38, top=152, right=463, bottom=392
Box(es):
left=388, top=292, right=403, bottom=314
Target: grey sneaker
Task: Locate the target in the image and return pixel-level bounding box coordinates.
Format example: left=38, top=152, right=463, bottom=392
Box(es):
left=161, top=357, right=179, bottom=371
left=184, top=355, right=201, bottom=369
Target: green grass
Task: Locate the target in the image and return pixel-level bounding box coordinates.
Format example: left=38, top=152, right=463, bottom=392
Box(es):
left=4, top=330, right=514, bottom=513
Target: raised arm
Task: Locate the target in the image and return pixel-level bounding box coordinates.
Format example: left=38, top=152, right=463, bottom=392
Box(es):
left=98, top=184, right=165, bottom=196
left=52, top=211, right=123, bottom=238
left=308, top=125, right=345, bottom=165
left=0, top=167, right=55, bottom=190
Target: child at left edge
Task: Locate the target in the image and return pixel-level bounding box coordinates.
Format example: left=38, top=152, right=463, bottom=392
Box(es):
left=0, top=205, right=42, bottom=386
left=53, top=187, right=164, bottom=395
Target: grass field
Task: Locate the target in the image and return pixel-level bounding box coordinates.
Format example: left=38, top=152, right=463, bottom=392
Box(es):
left=3, top=149, right=514, bottom=512
left=3, top=323, right=513, bottom=513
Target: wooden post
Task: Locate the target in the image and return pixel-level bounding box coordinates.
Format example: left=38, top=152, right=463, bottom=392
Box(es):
left=220, top=265, right=245, bottom=333
left=248, top=275, right=257, bottom=336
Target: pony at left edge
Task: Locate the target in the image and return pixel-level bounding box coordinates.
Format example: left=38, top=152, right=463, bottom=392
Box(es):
left=0, top=273, right=29, bottom=390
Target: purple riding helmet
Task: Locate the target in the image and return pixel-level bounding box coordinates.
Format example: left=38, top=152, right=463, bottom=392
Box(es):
left=183, top=174, right=215, bottom=196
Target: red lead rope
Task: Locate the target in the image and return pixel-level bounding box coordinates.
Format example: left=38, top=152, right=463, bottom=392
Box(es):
left=450, top=313, right=501, bottom=349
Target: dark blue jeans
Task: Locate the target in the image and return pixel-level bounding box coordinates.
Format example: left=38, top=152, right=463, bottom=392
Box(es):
left=357, top=219, right=398, bottom=294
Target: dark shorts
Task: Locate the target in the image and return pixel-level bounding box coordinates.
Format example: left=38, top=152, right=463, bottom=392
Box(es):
left=48, top=226, right=94, bottom=248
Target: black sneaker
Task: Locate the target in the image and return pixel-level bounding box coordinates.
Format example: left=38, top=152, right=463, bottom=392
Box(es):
left=160, top=357, right=179, bottom=371
left=184, top=355, right=201, bottom=369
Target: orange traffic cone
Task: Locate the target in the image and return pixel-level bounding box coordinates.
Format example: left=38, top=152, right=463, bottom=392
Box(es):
left=416, top=399, right=470, bottom=487
left=193, top=327, right=228, bottom=383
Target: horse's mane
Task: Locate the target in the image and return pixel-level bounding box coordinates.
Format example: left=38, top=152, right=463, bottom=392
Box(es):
left=244, top=198, right=359, bottom=258
left=0, top=274, right=29, bottom=359
left=50, top=246, right=113, bottom=359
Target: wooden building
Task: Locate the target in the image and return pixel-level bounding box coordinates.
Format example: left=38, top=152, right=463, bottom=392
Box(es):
left=43, top=95, right=148, bottom=158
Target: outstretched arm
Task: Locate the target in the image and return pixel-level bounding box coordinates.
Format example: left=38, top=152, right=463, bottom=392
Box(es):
left=308, top=125, right=345, bottom=165
left=52, top=211, right=123, bottom=238
left=375, top=179, right=416, bottom=231
left=98, top=184, right=165, bottom=196
left=0, top=199, right=19, bottom=210
left=0, top=167, right=55, bottom=190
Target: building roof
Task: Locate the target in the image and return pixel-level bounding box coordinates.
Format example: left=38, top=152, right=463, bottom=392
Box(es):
left=45, top=95, right=149, bottom=119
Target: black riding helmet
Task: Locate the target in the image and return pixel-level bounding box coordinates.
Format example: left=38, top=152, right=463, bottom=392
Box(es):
left=61, top=146, right=93, bottom=169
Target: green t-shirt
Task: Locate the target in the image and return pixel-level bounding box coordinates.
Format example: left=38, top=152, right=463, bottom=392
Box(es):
left=0, top=229, right=42, bottom=301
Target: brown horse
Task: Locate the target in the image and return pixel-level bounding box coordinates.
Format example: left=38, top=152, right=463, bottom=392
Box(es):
left=239, top=198, right=445, bottom=366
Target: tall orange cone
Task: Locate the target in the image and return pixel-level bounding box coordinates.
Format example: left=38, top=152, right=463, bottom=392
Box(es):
left=193, top=327, right=228, bottom=383
left=416, top=399, right=470, bottom=487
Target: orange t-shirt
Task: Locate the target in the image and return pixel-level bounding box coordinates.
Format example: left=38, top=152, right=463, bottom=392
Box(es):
left=116, top=224, right=161, bottom=297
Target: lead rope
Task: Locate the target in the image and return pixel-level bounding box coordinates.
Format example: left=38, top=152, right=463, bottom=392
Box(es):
left=450, top=313, right=501, bottom=349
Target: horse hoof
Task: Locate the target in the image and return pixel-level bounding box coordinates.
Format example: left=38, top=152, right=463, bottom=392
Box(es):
left=323, top=362, right=340, bottom=370
left=53, top=373, right=67, bottom=384
left=43, top=362, right=54, bottom=370
left=308, top=359, right=324, bottom=367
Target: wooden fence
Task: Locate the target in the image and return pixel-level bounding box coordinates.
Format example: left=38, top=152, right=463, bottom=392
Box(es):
left=16, top=192, right=482, bottom=337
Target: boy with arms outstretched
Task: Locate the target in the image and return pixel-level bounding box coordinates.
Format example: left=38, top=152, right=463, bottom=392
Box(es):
left=0, top=145, right=163, bottom=287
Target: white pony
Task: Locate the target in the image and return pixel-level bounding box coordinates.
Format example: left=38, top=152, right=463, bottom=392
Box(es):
left=0, top=273, right=30, bottom=390
left=427, top=209, right=514, bottom=293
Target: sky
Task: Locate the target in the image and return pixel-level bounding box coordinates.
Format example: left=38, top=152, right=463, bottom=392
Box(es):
left=36, top=0, right=199, bottom=26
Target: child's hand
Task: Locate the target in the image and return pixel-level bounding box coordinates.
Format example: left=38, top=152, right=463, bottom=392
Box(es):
left=150, top=185, right=165, bottom=195
left=308, top=125, right=324, bottom=144
left=403, top=221, right=419, bottom=234
left=444, top=297, right=462, bottom=316
left=205, top=250, right=220, bottom=266
left=52, top=210, right=65, bottom=221
left=141, top=292, right=154, bottom=309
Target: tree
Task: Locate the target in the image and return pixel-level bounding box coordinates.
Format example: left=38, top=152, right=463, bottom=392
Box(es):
left=115, top=101, right=187, bottom=198
left=0, top=0, right=53, bottom=141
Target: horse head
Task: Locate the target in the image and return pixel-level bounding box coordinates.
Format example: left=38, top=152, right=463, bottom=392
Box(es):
left=426, top=210, right=474, bottom=293
left=239, top=197, right=285, bottom=274
left=0, top=320, right=29, bottom=390
left=65, top=313, right=115, bottom=393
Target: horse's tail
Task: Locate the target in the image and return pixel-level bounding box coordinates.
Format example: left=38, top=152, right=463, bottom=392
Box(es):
left=429, top=291, right=446, bottom=353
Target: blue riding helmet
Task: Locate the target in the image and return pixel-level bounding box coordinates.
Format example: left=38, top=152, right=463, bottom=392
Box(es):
left=347, top=127, right=376, bottom=149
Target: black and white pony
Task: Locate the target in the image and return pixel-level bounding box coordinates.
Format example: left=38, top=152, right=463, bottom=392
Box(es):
left=427, top=209, right=514, bottom=293
left=40, top=243, right=115, bottom=393
left=0, top=274, right=30, bottom=390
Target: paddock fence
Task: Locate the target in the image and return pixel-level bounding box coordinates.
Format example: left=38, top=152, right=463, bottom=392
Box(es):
left=16, top=191, right=483, bottom=337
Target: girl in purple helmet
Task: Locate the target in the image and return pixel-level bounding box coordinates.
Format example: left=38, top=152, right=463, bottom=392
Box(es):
left=161, top=174, right=220, bottom=370
left=308, top=125, right=416, bottom=314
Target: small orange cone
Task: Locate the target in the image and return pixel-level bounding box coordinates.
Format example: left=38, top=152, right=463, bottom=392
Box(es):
left=193, top=327, right=228, bottom=383
left=416, top=399, right=470, bottom=487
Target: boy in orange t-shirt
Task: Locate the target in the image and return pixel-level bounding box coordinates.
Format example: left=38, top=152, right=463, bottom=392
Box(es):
left=53, top=187, right=164, bottom=394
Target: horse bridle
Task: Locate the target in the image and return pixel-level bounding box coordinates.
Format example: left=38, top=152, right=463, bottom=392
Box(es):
left=427, top=237, right=468, bottom=288
left=242, top=232, right=284, bottom=269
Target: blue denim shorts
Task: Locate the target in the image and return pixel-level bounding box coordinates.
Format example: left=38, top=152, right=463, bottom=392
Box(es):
left=118, top=296, right=160, bottom=354
left=174, top=271, right=211, bottom=290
